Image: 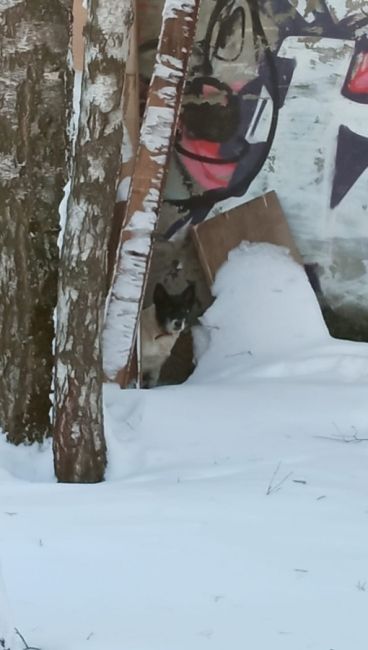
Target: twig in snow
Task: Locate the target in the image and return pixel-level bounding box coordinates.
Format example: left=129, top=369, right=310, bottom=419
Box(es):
left=14, top=628, right=41, bottom=650
left=266, top=462, right=293, bottom=495
left=315, top=432, right=368, bottom=444
left=14, top=630, right=27, bottom=649
left=225, top=350, right=253, bottom=358
left=123, top=418, right=135, bottom=432
left=356, top=580, right=366, bottom=592
left=315, top=422, right=368, bottom=444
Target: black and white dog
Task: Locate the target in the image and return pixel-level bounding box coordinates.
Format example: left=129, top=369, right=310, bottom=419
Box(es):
left=140, top=283, right=195, bottom=388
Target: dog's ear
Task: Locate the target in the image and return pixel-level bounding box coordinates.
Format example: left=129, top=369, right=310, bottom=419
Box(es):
left=153, top=283, right=168, bottom=306
left=181, top=283, right=195, bottom=308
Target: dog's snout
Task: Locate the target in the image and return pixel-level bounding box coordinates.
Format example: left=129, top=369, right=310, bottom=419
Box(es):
left=173, top=319, right=183, bottom=331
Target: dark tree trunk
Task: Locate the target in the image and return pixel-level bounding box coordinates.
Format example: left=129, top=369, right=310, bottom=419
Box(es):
left=53, top=0, right=134, bottom=483
left=0, top=0, right=72, bottom=444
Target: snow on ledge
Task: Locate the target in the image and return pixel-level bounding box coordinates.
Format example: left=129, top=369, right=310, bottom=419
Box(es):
left=163, top=0, right=197, bottom=20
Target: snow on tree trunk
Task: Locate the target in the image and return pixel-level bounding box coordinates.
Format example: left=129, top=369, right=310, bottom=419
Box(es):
left=53, top=0, right=134, bottom=483
left=103, top=0, right=201, bottom=387
left=0, top=0, right=72, bottom=444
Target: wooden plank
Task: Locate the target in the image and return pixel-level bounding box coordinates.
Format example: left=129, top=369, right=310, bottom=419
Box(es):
left=120, top=1, right=140, bottom=186
left=191, top=191, right=303, bottom=289
left=103, top=0, right=201, bottom=387
left=72, top=0, right=86, bottom=71
left=107, top=2, right=140, bottom=387
left=107, top=2, right=140, bottom=287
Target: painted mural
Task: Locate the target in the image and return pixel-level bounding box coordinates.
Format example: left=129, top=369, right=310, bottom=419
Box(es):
left=137, top=0, right=368, bottom=336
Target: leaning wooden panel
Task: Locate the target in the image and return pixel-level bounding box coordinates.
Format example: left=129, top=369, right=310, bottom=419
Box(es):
left=107, top=2, right=140, bottom=288
left=103, top=0, right=201, bottom=387
left=72, top=0, right=86, bottom=71
left=191, top=191, right=303, bottom=288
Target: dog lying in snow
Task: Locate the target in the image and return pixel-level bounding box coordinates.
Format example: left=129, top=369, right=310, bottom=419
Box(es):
left=140, top=283, right=195, bottom=388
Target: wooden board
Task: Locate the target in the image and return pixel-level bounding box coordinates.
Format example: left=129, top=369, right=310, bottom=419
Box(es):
left=72, top=0, right=86, bottom=71
left=120, top=1, right=140, bottom=185
left=103, top=0, right=201, bottom=388
left=191, top=191, right=303, bottom=288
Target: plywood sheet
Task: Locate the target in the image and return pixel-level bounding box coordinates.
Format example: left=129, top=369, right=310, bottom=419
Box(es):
left=191, top=191, right=303, bottom=288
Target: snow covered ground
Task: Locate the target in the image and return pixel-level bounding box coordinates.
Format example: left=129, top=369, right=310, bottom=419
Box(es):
left=1, top=243, right=368, bottom=650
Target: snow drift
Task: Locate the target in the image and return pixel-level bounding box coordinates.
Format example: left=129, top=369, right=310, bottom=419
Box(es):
left=1, top=242, right=368, bottom=650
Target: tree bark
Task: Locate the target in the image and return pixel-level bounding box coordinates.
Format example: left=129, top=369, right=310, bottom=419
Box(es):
left=103, top=0, right=201, bottom=387
left=0, top=0, right=72, bottom=444
left=53, top=0, right=134, bottom=483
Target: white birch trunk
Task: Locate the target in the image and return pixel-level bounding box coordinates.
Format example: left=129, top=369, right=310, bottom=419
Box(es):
left=53, top=0, right=134, bottom=482
left=103, top=0, right=201, bottom=387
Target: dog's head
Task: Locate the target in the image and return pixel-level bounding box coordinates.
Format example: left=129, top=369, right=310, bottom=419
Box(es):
left=153, top=283, right=196, bottom=335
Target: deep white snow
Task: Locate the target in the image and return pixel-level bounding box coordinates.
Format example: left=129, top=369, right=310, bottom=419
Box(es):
left=1, top=243, right=368, bottom=650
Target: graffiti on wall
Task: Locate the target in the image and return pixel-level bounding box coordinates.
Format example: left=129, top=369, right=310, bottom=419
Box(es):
left=138, top=0, right=368, bottom=316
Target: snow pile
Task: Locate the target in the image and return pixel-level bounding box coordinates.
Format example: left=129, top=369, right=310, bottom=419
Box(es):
left=0, top=438, right=53, bottom=484
left=191, top=242, right=368, bottom=385
left=1, top=243, right=368, bottom=650
left=192, top=242, right=329, bottom=378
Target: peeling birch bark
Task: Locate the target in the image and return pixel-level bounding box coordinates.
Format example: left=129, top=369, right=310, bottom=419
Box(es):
left=0, top=0, right=72, bottom=443
left=103, top=0, right=201, bottom=387
left=53, top=0, right=134, bottom=483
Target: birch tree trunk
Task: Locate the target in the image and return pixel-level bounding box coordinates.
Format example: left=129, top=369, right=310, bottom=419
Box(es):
left=103, top=0, right=201, bottom=387
left=0, top=0, right=72, bottom=444
left=53, top=0, right=134, bottom=483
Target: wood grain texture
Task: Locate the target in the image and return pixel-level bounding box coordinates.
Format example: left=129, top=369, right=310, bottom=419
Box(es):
left=191, top=191, right=303, bottom=289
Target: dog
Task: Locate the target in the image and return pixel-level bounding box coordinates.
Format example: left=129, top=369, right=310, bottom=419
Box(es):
left=140, top=282, right=195, bottom=388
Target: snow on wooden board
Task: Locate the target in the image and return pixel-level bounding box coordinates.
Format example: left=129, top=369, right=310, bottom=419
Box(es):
left=103, top=0, right=201, bottom=386
left=0, top=0, right=23, bottom=10
left=163, top=0, right=198, bottom=20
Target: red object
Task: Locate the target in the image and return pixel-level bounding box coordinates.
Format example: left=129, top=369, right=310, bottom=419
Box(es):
left=178, top=135, right=236, bottom=190
left=346, top=52, right=368, bottom=94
